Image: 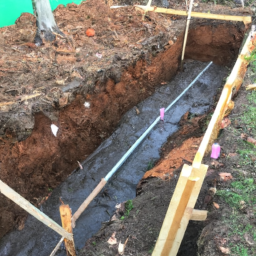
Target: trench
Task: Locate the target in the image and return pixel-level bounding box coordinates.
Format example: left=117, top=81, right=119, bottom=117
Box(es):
left=0, top=22, right=245, bottom=255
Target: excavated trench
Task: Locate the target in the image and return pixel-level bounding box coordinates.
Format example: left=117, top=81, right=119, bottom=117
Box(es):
left=0, top=21, right=246, bottom=255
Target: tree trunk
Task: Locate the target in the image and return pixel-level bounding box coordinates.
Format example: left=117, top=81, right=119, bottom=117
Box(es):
left=32, top=0, right=63, bottom=45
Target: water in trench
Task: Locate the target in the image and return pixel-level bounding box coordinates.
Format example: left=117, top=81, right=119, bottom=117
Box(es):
left=0, top=60, right=229, bottom=256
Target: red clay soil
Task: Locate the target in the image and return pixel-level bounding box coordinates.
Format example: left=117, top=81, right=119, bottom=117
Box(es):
left=143, top=112, right=206, bottom=179
left=0, top=0, right=249, bottom=238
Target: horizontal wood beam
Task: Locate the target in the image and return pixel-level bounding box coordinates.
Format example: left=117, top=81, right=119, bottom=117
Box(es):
left=0, top=180, right=73, bottom=241
left=190, top=209, right=208, bottom=221
left=135, top=5, right=251, bottom=25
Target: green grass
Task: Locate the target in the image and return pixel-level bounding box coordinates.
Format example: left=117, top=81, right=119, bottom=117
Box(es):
left=121, top=200, right=134, bottom=220
left=217, top=178, right=256, bottom=208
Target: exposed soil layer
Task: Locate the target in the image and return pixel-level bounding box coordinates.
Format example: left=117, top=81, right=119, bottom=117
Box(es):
left=0, top=0, right=249, bottom=240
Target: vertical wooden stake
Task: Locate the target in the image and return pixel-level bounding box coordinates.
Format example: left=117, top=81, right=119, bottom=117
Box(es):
left=143, top=0, right=153, bottom=20
left=60, top=204, right=76, bottom=256
left=181, top=0, right=194, bottom=70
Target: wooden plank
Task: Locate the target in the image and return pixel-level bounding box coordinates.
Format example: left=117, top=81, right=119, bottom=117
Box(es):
left=135, top=5, right=251, bottom=25
left=190, top=209, right=208, bottom=221
left=169, top=164, right=208, bottom=256
left=152, top=164, right=208, bottom=256
left=193, top=33, right=254, bottom=169
left=72, top=178, right=107, bottom=228
left=0, top=180, right=73, bottom=241
left=60, top=204, right=76, bottom=256
left=181, top=0, right=194, bottom=70
left=152, top=164, right=192, bottom=256
left=161, top=177, right=198, bottom=255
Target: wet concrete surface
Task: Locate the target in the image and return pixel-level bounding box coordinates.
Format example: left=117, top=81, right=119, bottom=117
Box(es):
left=0, top=60, right=229, bottom=256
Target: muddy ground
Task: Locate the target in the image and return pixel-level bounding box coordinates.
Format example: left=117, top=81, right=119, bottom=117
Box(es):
left=0, top=0, right=254, bottom=252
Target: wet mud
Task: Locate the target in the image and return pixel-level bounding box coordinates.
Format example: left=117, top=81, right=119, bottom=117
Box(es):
left=0, top=60, right=229, bottom=255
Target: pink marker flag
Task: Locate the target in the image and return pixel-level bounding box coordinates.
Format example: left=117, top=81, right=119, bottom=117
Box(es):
left=160, top=108, right=165, bottom=121
left=211, top=143, right=221, bottom=159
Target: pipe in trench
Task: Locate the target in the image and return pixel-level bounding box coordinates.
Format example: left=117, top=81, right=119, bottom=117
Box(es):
left=71, top=61, right=213, bottom=228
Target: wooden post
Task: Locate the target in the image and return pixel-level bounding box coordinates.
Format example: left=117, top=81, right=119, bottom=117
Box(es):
left=60, top=204, right=76, bottom=256
left=152, top=164, right=208, bottom=256
left=134, top=5, right=252, bottom=25
left=0, top=180, right=73, bottom=240
left=143, top=0, right=153, bottom=20
left=181, top=0, right=194, bottom=70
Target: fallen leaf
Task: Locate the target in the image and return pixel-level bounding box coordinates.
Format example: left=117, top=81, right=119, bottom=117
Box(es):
left=211, top=160, right=224, bottom=168
left=77, top=161, right=83, bottom=170
left=118, top=237, right=129, bottom=255
left=115, top=202, right=125, bottom=214
left=168, top=40, right=174, bottom=45
left=219, top=172, right=233, bottom=181
left=95, top=52, right=102, bottom=58
left=111, top=214, right=118, bottom=221
left=219, top=246, right=230, bottom=254
left=246, top=136, right=256, bottom=146
left=213, top=202, right=220, bottom=209
left=209, top=187, right=217, bottom=195
left=244, top=233, right=254, bottom=246
left=135, top=107, right=140, bottom=115
left=107, top=232, right=117, bottom=245
left=221, top=117, right=231, bottom=129
left=228, top=153, right=237, bottom=157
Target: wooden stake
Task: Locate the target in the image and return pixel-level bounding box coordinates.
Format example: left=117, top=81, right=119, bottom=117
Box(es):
left=152, top=164, right=208, bottom=256
left=181, top=0, right=194, bottom=70
left=0, top=180, right=73, bottom=240
left=134, top=5, right=251, bottom=25
left=72, top=178, right=107, bottom=228
left=143, top=0, right=153, bottom=20
left=60, top=204, right=76, bottom=256
left=160, top=178, right=197, bottom=255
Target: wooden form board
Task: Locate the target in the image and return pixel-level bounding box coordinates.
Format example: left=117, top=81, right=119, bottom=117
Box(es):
left=193, top=32, right=255, bottom=169
left=134, top=5, right=252, bottom=25
left=0, top=180, right=73, bottom=240
left=152, top=164, right=208, bottom=256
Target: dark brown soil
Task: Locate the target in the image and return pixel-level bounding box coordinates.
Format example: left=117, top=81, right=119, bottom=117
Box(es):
left=0, top=0, right=251, bottom=241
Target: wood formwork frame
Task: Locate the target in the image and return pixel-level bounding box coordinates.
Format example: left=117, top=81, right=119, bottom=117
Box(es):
left=152, top=31, right=256, bottom=255
left=134, top=5, right=252, bottom=25
left=0, top=5, right=254, bottom=256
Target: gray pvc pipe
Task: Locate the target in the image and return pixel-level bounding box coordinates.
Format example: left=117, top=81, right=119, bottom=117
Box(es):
left=105, top=61, right=213, bottom=181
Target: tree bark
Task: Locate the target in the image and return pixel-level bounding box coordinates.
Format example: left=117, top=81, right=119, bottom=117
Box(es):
left=32, top=0, right=64, bottom=45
